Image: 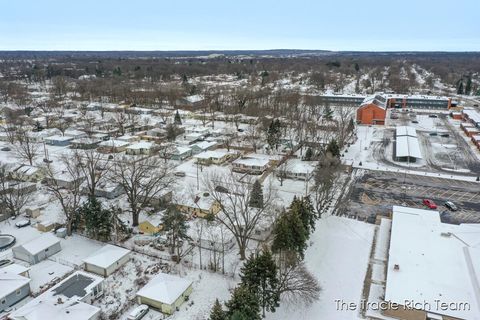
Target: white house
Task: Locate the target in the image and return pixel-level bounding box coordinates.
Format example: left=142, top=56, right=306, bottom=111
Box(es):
left=232, top=157, right=269, bottom=175
left=125, top=141, right=156, bottom=155
left=83, top=244, right=131, bottom=277
left=190, top=141, right=217, bottom=154
left=136, top=273, right=193, bottom=315
left=12, top=233, right=61, bottom=264
left=10, top=271, right=103, bottom=320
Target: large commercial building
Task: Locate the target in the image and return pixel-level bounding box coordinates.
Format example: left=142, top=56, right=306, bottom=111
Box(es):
left=356, top=95, right=388, bottom=125
left=367, top=206, right=480, bottom=320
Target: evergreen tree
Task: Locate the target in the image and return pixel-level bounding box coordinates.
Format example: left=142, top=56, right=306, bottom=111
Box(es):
left=465, top=76, right=472, bottom=95
left=271, top=209, right=308, bottom=259
left=174, top=110, right=182, bottom=125
left=323, top=105, right=333, bottom=120
left=80, top=197, right=114, bottom=241
left=354, top=63, right=360, bottom=72
left=457, top=81, right=464, bottom=94
left=209, top=299, right=227, bottom=320
left=304, top=147, right=313, bottom=161
left=290, top=196, right=317, bottom=237
left=161, top=206, right=191, bottom=262
left=326, top=139, right=340, bottom=158
left=225, top=285, right=261, bottom=320
left=166, top=124, right=177, bottom=141
left=266, top=119, right=281, bottom=151
left=249, top=180, right=264, bottom=208
left=240, top=250, right=279, bottom=317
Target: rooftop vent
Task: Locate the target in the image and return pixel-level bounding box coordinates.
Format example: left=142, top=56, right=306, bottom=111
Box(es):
left=441, top=232, right=452, bottom=237
left=394, top=264, right=400, bottom=271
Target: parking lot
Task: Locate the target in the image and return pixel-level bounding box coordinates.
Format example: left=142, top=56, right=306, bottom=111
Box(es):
left=346, top=170, right=480, bottom=223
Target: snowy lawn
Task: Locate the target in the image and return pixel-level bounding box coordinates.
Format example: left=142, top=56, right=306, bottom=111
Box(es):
left=266, top=216, right=375, bottom=320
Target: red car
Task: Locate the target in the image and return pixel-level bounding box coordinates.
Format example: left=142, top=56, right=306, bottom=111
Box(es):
left=423, top=199, right=437, bottom=209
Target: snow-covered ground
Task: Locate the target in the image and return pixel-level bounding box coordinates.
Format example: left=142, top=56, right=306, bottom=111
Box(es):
left=266, top=216, right=375, bottom=320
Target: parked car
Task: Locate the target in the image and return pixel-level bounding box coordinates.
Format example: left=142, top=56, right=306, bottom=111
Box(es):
left=127, top=305, right=149, bottom=320
left=429, top=132, right=438, bottom=136
left=440, top=133, right=450, bottom=138
left=411, top=120, right=419, bottom=124
left=1, top=147, right=11, bottom=151
left=444, top=201, right=458, bottom=211
left=15, top=219, right=31, bottom=228
left=174, top=171, right=186, bottom=177
left=428, top=114, right=438, bottom=118
left=423, top=199, right=437, bottom=209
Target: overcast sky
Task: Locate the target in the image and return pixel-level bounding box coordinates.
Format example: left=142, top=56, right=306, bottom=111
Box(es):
left=1, top=0, right=478, bottom=51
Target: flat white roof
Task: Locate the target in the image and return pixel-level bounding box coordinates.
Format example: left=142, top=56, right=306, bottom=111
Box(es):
left=126, top=141, right=154, bottom=149
left=98, top=139, right=130, bottom=148
left=396, top=125, right=417, bottom=138
left=1, top=263, right=29, bottom=275
left=194, top=150, right=230, bottom=160
left=136, top=272, right=192, bottom=305
left=83, top=244, right=131, bottom=269
left=11, top=271, right=103, bottom=319
left=385, top=206, right=480, bottom=320
left=396, top=135, right=422, bottom=159
left=17, top=233, right=60, bottom=255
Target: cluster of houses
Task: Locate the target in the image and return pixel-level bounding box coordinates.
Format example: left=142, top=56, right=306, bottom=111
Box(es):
left=1, top=234, right=193, bottom=319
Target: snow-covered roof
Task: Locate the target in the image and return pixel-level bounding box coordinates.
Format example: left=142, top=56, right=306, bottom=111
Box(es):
left=45, top=135, right=75, bottom=142
left=1, top=263, right=30, bottom=275
left=286, top=159, right=315, bottom=174
left=360, top=94, right=387, bottom=109
left=83, top=244, right=130, bottom=269
left=174, top=146, right=192, bottom=154
left=193, top=150, right=230, bottom=160
left=395, top=125, right=417, bottom=138
left=385, top=206, right=480, bottom=320
left=396, top=135, right=422, bottom=159
left=0, top=271, right=30, bottom=299
left=191, top=141, right=217, bottom=150
left=126, top=141, right=154, bottom=150
left=136, top=272, right=192, bottom=305
left=98, top=139, right=130, bottom=148
left=463, top=108, right=480, bottom=124
left=17, top=233, right=60, bottom=255
left=233, top=157, right=269, bottom=167
left=11, top=270, right=103, bottom=320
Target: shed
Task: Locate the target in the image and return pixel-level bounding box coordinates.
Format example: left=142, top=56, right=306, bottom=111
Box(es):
left=83, top=244, right=131, bottom=277
left=12, top=233, right=61, bottom=264
left=136, top=273, right=193, bottom=315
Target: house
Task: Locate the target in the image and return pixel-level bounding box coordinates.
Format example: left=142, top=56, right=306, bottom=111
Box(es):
left=139, top=190, right=172, bottom=209
left=90, top=181, right=124, bottom=199
left=356, top=95, right=387, bottom=125
left=136, top=272, right=193, bottom=315
left=139, top=212, right=164, bottom=235
left=45, top=135, right=74, bottom=146
left=232, top=157, right=269, bottom=175
left=117, top=134, right=141, bottom=143
left=125, top=141, right=156, bottom=155
left=184, top=132, right=204, bottom=143
left=193, top=150, right=234, bottom=165
left=12, top=233, right=61, bottom=264
left=83, top=244, right=131, bottom=277
left=0, top=271, right=31, bottom=312
left=176, top=193, right=221, bottom=218
left=190, top=141, right=217, bottom=155
left=97, top=139, right=130, bottom=153
left=65, top=129, right=88, bottom=140
left=283, top=159, right=315, bottom=180
left=70, top=138, right=102, bottom=149
left=11, top=165, right=44, bottom=182
left=170, top=146, right=192, bottom=160
left=10, top=271, right=103, bottom=320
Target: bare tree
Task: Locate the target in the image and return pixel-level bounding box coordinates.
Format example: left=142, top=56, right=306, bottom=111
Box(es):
left=277, top=261, right=321, bottom=305
left=245, top=123, right=262, bottom=152
left=76, top=149, right=111, bottom=198
left=0, top=165, right=32, bottom=218
left=203, top=172, right=276, bottom=260
left=44, top=153, right=85, bottom=235
left=110, top=156, right=174, bottom=226
left=311, top=154, right=342, bottom=218
left=9, top=127, right=39, bottom=166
